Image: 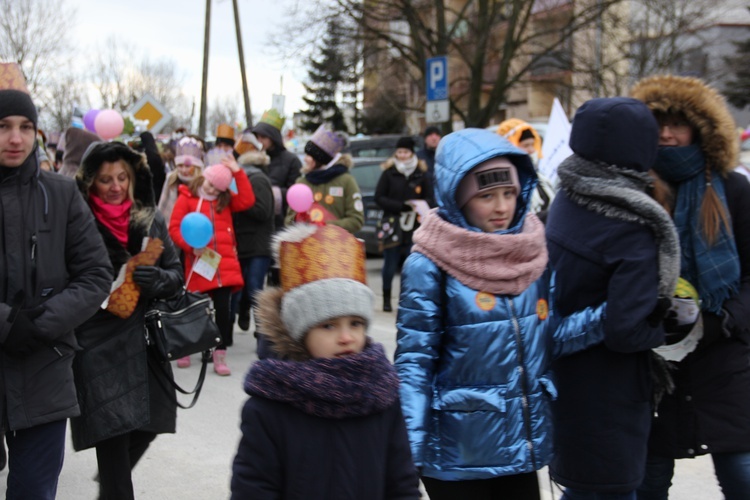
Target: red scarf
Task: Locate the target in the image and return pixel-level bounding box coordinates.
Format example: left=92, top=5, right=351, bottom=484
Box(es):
left=89, top=194, right=132, bottom=247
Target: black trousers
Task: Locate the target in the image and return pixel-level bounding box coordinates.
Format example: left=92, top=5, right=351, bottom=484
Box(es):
left=421, top=472, right=541, bottom=500
left=96, top=430, right=157, bottom=500
left=209, top=286, right=233, bottom=349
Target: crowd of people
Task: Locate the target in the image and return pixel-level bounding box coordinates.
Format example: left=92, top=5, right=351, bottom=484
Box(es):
left=0, top=58, right=748, bottom=500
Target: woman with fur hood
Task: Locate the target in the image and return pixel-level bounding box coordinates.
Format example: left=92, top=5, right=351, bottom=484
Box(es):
left=70, top=141, right=184, bottom=500
left=632, top=76, right=750, bottom=499
left=284, top=125, right=364, bottom=234
left=231, top=223, right=420, bottom=499
left=375, top=136, right=434, bottom=312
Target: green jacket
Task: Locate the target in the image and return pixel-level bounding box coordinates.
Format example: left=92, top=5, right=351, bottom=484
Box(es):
left=284, top=156, right=364, bottom=234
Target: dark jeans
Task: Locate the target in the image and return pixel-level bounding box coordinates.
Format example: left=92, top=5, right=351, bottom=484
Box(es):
left=96, top=430, right=157, bottom=500
left=421, top=472, right=540, bottom=500
left=637, top=452, right=750, bottom=500
left=5, top=419, right=67, bottom=500
left=209, top=287, right=233, bottom=349
left=230, top=256, right=271, bottom=324
left=381, top=243, right=411, bottom=292
left=562, top=489, right=636, bottom=500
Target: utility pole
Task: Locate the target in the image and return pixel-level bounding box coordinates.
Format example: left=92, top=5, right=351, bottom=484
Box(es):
left=232, top=0, right=253, bottom=127
left=199, top=0, right=211, bottom=137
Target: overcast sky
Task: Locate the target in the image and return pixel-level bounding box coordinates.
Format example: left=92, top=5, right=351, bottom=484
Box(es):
left=70, top=0, right=306, bottom=122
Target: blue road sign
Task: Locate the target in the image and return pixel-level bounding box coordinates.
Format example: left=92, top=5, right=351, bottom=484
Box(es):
left=426, top=56, right=448, bottom=101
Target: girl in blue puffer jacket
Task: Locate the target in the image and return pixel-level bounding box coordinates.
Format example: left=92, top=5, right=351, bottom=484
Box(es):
left=394, top=128, right=605, bottom=500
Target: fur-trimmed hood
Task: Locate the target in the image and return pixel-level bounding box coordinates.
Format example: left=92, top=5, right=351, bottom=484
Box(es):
left=76, top=141, right=157, bottom=267
left=238, top=150, right=270, bottom=168
left=380, top=157, right=428, bottom=173
left=630, top=75, right=739, bottom=173
left=255, top=287, right=312, bottom=361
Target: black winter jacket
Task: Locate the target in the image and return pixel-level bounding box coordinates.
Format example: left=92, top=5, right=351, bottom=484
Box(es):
left=233, top=152, right=275, bottom=259
left=546, top=190, right=665, bottom=492
left=375, top=159, right=434, bottom=246
left=69, top=143, right=183, bottom=450
left=648, top=172, right=750, bottom=458
left=0, top=150, right=112, bottom=432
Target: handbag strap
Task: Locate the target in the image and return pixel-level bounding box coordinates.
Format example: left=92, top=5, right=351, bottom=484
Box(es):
left=147, top=349, right=210, bottom=409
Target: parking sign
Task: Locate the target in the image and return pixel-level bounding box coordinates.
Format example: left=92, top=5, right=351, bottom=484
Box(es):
left=426, top=56, right=448, bottom=101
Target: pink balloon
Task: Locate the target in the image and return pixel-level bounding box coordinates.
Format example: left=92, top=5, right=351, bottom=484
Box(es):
left=286, top=183, right=314, bottom=213
left=94, top=110, right=124, bottom=140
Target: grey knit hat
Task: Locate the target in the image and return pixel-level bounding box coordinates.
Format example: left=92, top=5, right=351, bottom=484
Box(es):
left=281, top=278, right=374, bottom=342
left=272, top=223, right=373, bottom=342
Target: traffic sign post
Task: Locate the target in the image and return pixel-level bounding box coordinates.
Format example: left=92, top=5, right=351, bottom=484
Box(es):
left=425, top=56, right=449, bottom=123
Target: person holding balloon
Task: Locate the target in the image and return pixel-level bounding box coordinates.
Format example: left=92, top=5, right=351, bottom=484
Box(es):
left=169, top=155, right=255, bottom=375
left=284, top=124, right=364, bottom=234
left=158, top=136, right=205, bottom=223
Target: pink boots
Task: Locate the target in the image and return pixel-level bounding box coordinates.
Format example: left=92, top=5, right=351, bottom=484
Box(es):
left=176, top=356, right=191, bottom=368
left=213, top=349, right=231, bottom=376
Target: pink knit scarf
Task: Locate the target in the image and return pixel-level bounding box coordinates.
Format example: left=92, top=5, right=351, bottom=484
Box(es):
left=412, top=210, right=548, bottom=295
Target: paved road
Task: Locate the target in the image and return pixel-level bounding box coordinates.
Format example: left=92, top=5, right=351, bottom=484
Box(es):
left=0, top=258, right=724, bottom=499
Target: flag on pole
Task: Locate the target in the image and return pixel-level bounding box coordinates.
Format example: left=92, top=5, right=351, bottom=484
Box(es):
left=538, top=98, right=573, bottom=184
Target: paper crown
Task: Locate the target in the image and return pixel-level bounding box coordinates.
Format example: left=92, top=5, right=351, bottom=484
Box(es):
left=259, top=109, right=285, bottom=131
left=216, top=123, right=235, bottom=140
left=309, top=124, right=347, bottom=159
left=278, top=224, right=367, bottom=293
left=175, top=137, right=205, bottom=167
left=0, top=63, right=30, bottom=94
left=235, top=132, right=263, bottom=155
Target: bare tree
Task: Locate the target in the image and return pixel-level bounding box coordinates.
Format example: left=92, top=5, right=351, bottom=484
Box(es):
left=0, top=0, right=76, bottom=96
left=38, top=71, right=90, bottom=133
left=206, top=96, right=242, bottom=137
left=276, top=0, right=630, bottom=128
left=91, top=37, right=193, bottom=132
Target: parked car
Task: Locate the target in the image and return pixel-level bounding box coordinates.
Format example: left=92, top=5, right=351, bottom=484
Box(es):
left=346, top=134, right=423, bottom=158
left=349, top=157, right=388, bottom=255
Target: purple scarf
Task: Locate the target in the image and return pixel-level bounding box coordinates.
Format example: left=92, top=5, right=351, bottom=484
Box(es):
left=244, top=342, right=400, bottom=419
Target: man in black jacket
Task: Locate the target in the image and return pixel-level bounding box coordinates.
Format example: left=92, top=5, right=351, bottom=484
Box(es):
left=0, top=63, right=112, bottom=499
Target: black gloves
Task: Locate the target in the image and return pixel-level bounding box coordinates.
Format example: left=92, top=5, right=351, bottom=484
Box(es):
left=401, top=202, right=414, bottom=212
left=133, top=266, right=167, bottom=297
left=4, top=307, right=47, bottom=357
left=646, top=297, right=672, bottom=327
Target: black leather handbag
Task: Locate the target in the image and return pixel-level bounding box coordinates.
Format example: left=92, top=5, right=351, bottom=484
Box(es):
left=144, top=289, right=222, bottom=409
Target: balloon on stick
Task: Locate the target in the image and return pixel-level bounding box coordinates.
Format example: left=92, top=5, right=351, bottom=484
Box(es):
left=94, top=109, right=125, bottom=140
left=180, top=212, right=213, bottom=248
left=83, top=109, right=100, bottom=132
left=286, top=183, right=314, bottom=212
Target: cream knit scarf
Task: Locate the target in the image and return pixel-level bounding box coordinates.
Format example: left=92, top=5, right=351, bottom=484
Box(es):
left=412, top=209, right=548, bottom=295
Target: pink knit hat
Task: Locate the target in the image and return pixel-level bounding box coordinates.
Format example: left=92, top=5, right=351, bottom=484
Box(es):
left=456, top=156, right=520, bottom=208
left=203, top=163, right=233, bottom=192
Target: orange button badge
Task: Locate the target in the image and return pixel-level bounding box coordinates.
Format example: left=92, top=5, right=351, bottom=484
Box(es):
left=475, top=292, right=496, bottom=311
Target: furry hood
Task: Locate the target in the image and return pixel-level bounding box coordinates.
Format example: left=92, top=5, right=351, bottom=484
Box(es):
left=77, top=141, right=157, bottom=235
left=255, top=287, right=312, bottom=361
left=380, top=157, right=428, bottom=173
left=630, top=75, right=739, bottom=173
left=238, top=150, right=270, bottom=168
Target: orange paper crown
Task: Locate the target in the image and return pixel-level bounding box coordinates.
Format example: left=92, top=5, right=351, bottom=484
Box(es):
left=216, top=123, right=235, bottom=140
left=278, top=224, right=367, bottom=293
left=0, top=63, right=30, bottom=94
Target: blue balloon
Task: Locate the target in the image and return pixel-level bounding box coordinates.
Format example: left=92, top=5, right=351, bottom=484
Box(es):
left=180, top=212, right=213, bottom=248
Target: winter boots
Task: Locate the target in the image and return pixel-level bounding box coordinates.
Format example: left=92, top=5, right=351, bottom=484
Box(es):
left=383, top=289, right=393, bottom=312
left=176, top=356, right=191, bottom=368
left=213, top=349, right=231, bottom=376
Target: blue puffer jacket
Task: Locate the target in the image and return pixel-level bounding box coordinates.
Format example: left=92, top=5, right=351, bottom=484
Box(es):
left=395, top=129, right=604, bottom=481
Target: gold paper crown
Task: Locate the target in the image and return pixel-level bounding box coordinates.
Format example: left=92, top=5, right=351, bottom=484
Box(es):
left=216, top=123, right=235, bottom=140
left=259, top=109, right=285, bottom=131
left=0, top=63, right=30, bottom=94
left=279, top=224, right=367, bottom=293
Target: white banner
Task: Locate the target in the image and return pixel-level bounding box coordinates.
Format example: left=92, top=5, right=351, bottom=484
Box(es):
left=538, top=98, right=573, bottom=185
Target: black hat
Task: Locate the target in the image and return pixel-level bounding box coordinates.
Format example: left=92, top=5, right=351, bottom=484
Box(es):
left=395, top=136, right=415, bottom=152
left=0, top=63, right=37, bottom=126
left=423, top=126, right=441, bottom=138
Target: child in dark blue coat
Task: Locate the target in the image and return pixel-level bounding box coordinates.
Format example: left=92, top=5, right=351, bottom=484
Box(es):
left=230, top=223, right=420, bottom=500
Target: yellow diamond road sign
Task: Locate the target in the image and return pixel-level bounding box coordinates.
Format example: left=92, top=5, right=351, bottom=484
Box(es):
left=128, top=93, right=172, bottom=134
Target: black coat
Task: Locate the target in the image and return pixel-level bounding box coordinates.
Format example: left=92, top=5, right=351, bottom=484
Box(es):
left=233, top=158, right=275, bottom=259
left=648, top=171, right=750, bottom=458
left=70, top=142, right=183, bottom=451
left=545, top=190, right=665, bottom=492
left=0, top=150, right=112, bottom=432
left=231, top=396, right=419, bottom=500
